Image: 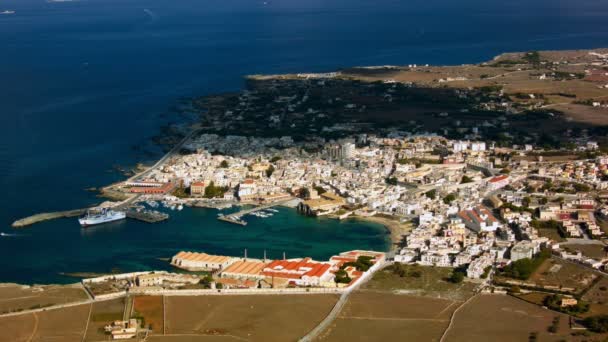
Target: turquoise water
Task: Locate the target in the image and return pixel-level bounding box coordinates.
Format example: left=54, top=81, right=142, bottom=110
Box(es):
left=1, top=0, right=608, bottom=284
left=0, top=206, right=390, bottom=284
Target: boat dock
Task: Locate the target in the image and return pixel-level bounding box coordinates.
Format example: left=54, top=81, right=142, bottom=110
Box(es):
left=12, top=209, right=87, bottom=228
left=126, top=210, right=169, bottom=223
left=217, top=199, right=293, bottom=226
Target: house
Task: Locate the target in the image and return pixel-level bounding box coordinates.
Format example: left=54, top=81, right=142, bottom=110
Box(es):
left=467, top=253, right=493, bottom=279
left=419, top=251, right=452, bottom=267
left=458, top=206, right=501, bottom=232
left=104, top=319, right=138, bottom=340
left=561, top=298, right=578, bottom=307
left=510, top=241, right=538, bottom=261
left=238, top=179, right=257, bottom=201
left=486, top=175, right=509, bottom=191
left=190, top=181, right=206, bottom=196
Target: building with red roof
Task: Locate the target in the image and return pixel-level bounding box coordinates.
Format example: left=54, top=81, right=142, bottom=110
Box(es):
left=486, top=175, right=509, bottom=191
left=262, top=258, right=334, bottom=286
left=458, top=206, right=501, bottom=233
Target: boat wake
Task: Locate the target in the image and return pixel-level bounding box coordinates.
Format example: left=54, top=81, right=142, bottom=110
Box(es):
left=0, top=232, right=20, bottom=237
left=143, top=9, right=158, bottom=21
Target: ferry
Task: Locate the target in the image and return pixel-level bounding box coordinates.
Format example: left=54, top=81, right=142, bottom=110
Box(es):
left=79, top=208, right=126, bottom=227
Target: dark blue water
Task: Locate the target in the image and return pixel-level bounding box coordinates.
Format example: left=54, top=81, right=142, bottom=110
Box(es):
left=1, top=0, right=607, bottom=284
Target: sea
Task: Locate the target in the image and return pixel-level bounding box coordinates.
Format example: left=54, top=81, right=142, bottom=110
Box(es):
left=1, top=0, right=607, bottom=284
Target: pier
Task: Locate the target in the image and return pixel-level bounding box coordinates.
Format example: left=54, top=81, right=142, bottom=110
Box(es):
left=125, top=210, right=169, bottom=223
left=217, top=199, right=294, bottom=226
left=12, top=209, right=87, bottom=228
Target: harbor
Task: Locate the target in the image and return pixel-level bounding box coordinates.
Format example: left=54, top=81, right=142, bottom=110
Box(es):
left=217, top=199, right=295, bottom=226
left=125, top=210, right=169, bottom=224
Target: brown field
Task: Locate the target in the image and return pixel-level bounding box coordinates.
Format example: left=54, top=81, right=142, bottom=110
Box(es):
left=554, top=104, right=608, bottom=126
left=84, top=298, right=125, bottom=342
left=444, top=294, right=572, bottom=342
left=0, top=283, right=88, bottom=314
left=317, top=292, right=456, bottom=341
left=515, top=291, right=549, bottom=306
left=148, top=336, right=261, bottom=342
left=0, top=304, right=90, bottom=342
left=132, top=295, right=164, bottom=333
left=165, top=294, right=338, bottom=341
left=363, top=265, right=475, bottom=301
left=582, top=276, right=608, bottom=317
left=529, top=258, right=598, bottom=293
left=536, top=227, right=567, bottom=242
left=342, top=291, right=458, bottom=320
left=564, top=244, right=608, bottom=259
left=318, top=319, right=446, bottom=342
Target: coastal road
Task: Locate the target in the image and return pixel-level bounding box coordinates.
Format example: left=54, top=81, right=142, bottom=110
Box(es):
left=125, top=127, right=202, bottom=183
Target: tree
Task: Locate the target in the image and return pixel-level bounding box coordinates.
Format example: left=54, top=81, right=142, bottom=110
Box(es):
left=583, top=315, right=608, bottom=333
left=449, top=271, right=465, bottom=283
left=199, top=274, right=214, bottom=288
left=219, top=160, right=229, bottom=168
left=266, top=164, right=275, bottom=178
left=204, top=181, right=229, bottom=198
left=299, top=187, right=310, bottom=199
left=425, top=189, right=436, bottom=200
left=461, top=175, right=473, bottom=184
left=443, top=193, right=457, bottom=204
left=386, top=177, right=398, bottom=185
left=270, top=156, right=282, bottom=163
left=334, top=269, right=352, bottom=284
left=313, top=185, right=326, bottom=195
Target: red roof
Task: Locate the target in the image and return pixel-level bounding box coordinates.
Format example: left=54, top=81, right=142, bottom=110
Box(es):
left=262, top=258, right=331, bottom=279
left=489, top=175, right=508, bottom=183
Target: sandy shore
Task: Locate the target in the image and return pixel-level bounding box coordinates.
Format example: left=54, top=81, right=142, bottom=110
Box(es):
left=350, top=215, right=412, bottom=251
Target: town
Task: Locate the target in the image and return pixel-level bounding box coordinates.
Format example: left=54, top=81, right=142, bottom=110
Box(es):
left=5, top=48, right=608, bottom=341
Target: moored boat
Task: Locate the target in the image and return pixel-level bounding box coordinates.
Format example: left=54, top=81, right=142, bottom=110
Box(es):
left=79, top=208, right=126, bottom=227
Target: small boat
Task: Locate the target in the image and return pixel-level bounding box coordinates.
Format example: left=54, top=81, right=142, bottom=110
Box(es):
left=177, top=204, right=184, bottom=211
left=1, top=10, right=15, bottom=15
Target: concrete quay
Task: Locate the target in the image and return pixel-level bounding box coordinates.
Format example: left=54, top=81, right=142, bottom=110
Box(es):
left=11, top=209, right=87, bottom=228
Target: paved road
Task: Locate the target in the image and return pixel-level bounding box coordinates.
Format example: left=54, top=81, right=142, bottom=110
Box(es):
left=127, top=128, right=201, bottom=183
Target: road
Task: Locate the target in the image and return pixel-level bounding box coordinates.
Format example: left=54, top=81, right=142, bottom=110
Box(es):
left=128, top=128, right=201, bottom=183
left=299, top=261, right=390, bottom=342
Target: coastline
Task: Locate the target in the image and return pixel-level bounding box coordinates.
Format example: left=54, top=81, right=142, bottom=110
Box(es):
left=349, top=215, right=412, bottom=252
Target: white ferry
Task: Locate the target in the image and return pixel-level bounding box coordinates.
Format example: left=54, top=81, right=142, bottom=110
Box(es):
left=79, top=208, right=126, bottom=227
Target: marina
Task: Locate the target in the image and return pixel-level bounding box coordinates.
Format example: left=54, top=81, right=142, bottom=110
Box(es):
left=217, top=199, right=294, bottom=226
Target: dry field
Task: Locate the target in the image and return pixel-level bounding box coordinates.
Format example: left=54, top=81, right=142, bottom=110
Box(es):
left=0, top=303, right=90, bottom=342
left=582, top=276, right=608, bottom=317
left=132, top=295, right=164, bottom=333
left=83, top=298, right=125, bottom=342
left=363, top=265, right=476, bottom=301
left=563, top=244, right=608, bottom=259
left=165, top=294, right=338, bottom=341
left=554, top=104, right=608, bottom=126
left=0, top=283, right=88, bottom=314
left=443, top=294, right=572, bottom=342
left=147, top=336, right=242, bottom=342
left=529, top=258, right=598, bottom=293
left=317, top=292, right=457, bottom=342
